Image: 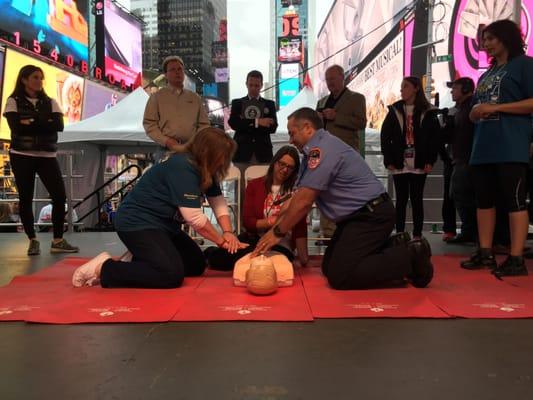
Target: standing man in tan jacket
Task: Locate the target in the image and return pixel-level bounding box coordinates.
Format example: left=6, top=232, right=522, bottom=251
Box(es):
left=315, top=64, right=367, bottom=241
left=143, top=56, right=210, bottom=152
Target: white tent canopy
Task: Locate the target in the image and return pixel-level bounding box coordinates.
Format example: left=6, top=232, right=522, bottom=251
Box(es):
left=272, top=85, right=318, bottom=141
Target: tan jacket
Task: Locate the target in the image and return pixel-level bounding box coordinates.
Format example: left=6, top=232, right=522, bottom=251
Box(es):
left=317, top=88, right=366, bottom=150
left=143, top=87, right=210, bottom=146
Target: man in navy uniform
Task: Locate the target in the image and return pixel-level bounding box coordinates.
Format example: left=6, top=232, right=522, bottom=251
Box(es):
left=253, top=108, right=433, bottom=289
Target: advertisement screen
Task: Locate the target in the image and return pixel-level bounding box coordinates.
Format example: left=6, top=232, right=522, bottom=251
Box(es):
left=347, top=32, right=404, bottom=130
left=0, top=0, right=89, bottom=67
left=0, top=49, right=85, bottom=140
left=81, top=80, right=126, bottom=119
left=104, top=0, right=142, bottom=87
left=278, top=36, right=303, bottom=63
left=313, top=0, right=412, bottom=97
left=279, top=78, right=300, bottom=107
left=212, top=41, right=228, bottom=67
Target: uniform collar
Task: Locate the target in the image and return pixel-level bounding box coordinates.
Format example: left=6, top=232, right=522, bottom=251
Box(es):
left=302, top=129, right=326, bottom=155
left=247, top=95, right=261, bottom=101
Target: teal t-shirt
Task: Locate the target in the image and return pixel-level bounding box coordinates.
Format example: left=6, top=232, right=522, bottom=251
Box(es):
left=114, top=153, right=222, bottom=232
left=470, top=55, right=533, bottom=165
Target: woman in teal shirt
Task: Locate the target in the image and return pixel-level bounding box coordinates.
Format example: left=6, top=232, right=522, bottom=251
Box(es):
left=461, top=20, right=533, bottom=277
left=72, top=128, right=247, bottom=288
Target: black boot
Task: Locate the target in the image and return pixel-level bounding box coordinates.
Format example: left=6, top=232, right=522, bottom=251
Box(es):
left=407, top=238, right=434, bottom=288
left=387, top=232, right=411, bottom=248
left=492, top=256, right=528, bottom=278
left=460, top=248, right=496, bottom=270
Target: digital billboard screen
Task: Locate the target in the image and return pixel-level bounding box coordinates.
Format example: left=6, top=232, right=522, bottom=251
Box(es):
left=0, top=49, right=85, bottom=140
left=278, top=36, right=303, bottom=63
left=81, top=80, right=126, bottom=119
left=313, top=0, right=412, bottom=97
left=0, top=0, right=89, bottom=69
left=103, top=0, right=142, bottom=87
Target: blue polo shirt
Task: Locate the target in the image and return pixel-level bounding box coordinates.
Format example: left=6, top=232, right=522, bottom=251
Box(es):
left=470, top=55, right=533, bottom=165
left=296, top=129, right=386, bottom=222
left=114, top=153, right=222, bottom=232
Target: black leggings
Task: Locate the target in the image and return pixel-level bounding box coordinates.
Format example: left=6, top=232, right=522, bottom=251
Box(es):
left=100, top=229, right=206, bottom=288
left=392, top=173, right=427, bottom=237
left=9, top=153, right=66, bottom=239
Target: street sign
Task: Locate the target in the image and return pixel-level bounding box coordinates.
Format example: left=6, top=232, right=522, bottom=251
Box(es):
left=434, top=54, right=453, bottom=63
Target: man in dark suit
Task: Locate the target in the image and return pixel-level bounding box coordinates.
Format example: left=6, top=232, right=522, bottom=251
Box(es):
left=229, top=70, right=278, bottom=207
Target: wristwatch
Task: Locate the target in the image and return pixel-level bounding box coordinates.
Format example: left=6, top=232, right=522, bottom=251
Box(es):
left=273, top=224, right=286, bottom=238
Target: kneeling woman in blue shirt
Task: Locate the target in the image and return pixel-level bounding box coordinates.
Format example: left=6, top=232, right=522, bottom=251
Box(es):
left=72, top=128, right=248, bottom=288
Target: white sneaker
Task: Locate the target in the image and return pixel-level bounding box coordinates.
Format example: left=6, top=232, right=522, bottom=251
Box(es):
left=72, top=252, right=111, bottom=287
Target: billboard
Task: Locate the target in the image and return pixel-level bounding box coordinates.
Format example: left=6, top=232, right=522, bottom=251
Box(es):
left=0, top=0, right=89, bottom=71
left=313, top=0, right=412, bottom=98
left=81, top=80, right=126, bottom=119
left=347, top=30, right=405, bottom=130
left=0, top=49, right=85, bottom=139
left=103, top=0, right=142, bottom=87
left=278, top=36, right=303, bottom=63
left=212, top=41, right=228, bottom=67
left=279, top=78, right=300, bottom=107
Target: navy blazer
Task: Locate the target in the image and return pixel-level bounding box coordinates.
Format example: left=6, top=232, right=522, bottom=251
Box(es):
left=229, top=96, right=278, bottom=163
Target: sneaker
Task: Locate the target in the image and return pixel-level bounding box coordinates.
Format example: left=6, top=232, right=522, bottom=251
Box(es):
left=27, top=239, right=40, bottom=256
left=460, top=249, right=497, bottom=270
left=407, top=238, right=434, bottom=288
left=50, top=239, right=79, bottom=253
left=492, top=256, right=528, bottom=278
left=72, top=252, right=111, bottom=287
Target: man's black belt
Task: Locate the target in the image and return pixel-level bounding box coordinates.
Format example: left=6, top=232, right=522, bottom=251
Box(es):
left=362, top=192, right=390, bottom=212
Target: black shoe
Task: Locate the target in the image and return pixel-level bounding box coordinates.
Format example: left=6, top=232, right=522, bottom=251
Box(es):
left=407, top=239, right=434, bottom=288
left=492, top=256, right=528, bottom=278
left=446, top=233, right=475, bottom=244
left=460, top=249, right=497, bottom=270
left=387, top=232, right=411, bottom=248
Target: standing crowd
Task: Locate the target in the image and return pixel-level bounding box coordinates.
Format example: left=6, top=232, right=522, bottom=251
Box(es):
left=2, top=19, right=532, bottom=291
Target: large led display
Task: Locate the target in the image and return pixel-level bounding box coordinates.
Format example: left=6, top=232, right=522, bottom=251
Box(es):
left=103, top=0, right=142, bottom=87
left=81, top=80, right=126, bottom=119
left=0, top=49, right=84, bottom=140
left=313, top=0, right=412, bottom=98
left=345, top=15, right=416, bottom=132
left=0, top=0, right=89, bottom=69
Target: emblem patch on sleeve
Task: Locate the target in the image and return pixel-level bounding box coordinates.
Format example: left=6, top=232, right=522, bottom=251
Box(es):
left=308, top=148, right=321, bottom=169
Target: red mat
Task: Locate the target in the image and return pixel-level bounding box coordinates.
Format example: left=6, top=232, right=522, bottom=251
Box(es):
left=0, top=258, right=204, bottom=324
left=299, top=268, right=449, bottom=318
left=427, top=255, right=533, bottom=318
left=172, top=270, right=313, bottom=321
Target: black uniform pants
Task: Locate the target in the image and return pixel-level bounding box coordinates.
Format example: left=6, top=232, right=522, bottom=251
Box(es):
left=100, top=229, right=206, bottom=288
left=321, top=200, right=411, bottom=290
left=442, top=160, right=457, bottom=234
left=393, top=173, right=427, bottom=237
left=9, top=153, right=66, bottom=239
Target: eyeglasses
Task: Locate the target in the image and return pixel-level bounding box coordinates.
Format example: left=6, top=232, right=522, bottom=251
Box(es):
left=276, top=160, right=296, bottom=172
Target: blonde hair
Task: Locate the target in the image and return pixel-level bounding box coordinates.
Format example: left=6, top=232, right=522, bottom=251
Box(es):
left=185, top=128, right=237, bottom=191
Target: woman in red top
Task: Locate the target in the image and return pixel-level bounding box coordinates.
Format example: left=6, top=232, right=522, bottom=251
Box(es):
left=205, top=146, right=308, bottom=269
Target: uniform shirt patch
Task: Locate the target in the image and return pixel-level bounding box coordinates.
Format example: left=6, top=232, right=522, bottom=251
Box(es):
left=308, top=148, right=321, bottom=169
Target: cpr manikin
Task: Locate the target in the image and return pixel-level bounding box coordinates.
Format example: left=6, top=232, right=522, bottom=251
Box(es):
left=233, top=251, right=294, bottom=293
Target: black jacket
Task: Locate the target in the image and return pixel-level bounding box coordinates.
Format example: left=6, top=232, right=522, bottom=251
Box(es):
left=380, top=100, right=441, bottom=170
left=441, top=96, right=475, bottom=165
left=4, top=95, right=64, bottom=152
left=229, top=96, right=278, bottom=163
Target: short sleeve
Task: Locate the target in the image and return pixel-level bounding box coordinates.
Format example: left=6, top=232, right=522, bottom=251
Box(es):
left=298, top=147, right=342, bottom=191
left=205, top=181, right=223, bottom=197
left=50, top=98, right=63, bottom=114
left=522, top=56, right=533, bottom=98
left=3, top=97, right=17, bottom=114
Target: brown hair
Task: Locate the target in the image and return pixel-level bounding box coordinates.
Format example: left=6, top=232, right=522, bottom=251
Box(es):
left=185, top=128, right=237, bottom=191
left=264, top=145, right=300, bottom=195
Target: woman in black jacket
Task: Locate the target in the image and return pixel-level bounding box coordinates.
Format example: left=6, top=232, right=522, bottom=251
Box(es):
left=3, top=65, right=78, bottom=255
left=380, top=76, right=440, bottom=239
